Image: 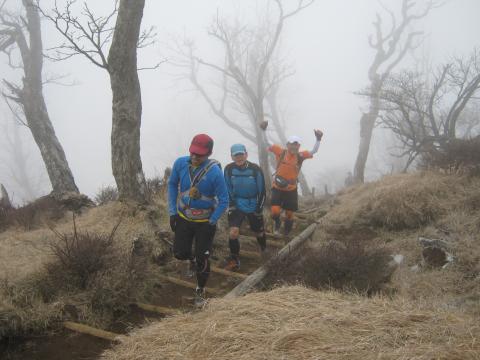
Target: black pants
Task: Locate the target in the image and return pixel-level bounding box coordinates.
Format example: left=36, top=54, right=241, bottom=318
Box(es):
left=271, top=187, right=298, bottom=211
left=173, top=215, right=216, bottom=288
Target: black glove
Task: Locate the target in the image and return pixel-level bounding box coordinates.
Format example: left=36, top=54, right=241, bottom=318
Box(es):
left=255, top=208, right=264, bottom=217
left=169, top=215, right=177, bottom=232
left=314, top=129, right=323, bottom=141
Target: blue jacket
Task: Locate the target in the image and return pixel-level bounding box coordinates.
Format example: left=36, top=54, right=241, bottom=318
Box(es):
left=224, top=161, right=265, bottom=214
left=168, top=156, right=228, bottom=224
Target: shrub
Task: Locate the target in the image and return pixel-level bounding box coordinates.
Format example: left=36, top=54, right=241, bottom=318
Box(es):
left=94, top=185, right=118, bottom=205
left=48, top=217, right=119, bottom=289
left=420, top=136, right=480, bottom=176
left=267, top=239, right=394, bottom=294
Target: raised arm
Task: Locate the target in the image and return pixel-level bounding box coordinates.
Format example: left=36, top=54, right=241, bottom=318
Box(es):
left=310, top=129, right=323, bottom=155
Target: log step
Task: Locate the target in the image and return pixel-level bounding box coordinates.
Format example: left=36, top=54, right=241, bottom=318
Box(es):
left=210, top=265, right=248, bottom=279
left=157, top=274, right=221, bottom=295
left=134, top=302, right=181, bottom=316
left=64, top=321, right=120, bottom=341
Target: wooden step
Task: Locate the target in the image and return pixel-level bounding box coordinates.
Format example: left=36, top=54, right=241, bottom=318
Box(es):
left=239, top=249, right=261, bottom=259
left=157, top=274, right=221, bottom=295
left=64, top=321, right=120, bottom=341
left=210, top=265, right=248, bottom=279
left=133, top=302, right=181, bottom=316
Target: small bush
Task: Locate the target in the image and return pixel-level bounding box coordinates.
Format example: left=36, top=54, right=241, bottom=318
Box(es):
left=421, top=136, right=480, bottom=176
left=94, top=185, right=118, bottom=205
left=267, top=240, right=393, bottom=294
left=48, top=217, right=119, bottom=289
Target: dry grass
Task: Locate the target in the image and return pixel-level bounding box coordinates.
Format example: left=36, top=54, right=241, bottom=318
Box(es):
left=322, top=171, right=479, bottom=230
left=0, top=200, right=170, bottom=337
left=103, top=286, right=480, bottom=360
left=313, top=171, right=480, bottom=314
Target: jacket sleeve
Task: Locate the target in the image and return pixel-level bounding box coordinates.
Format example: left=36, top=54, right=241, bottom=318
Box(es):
left=256, top=166, right=266, bottom=212
left=167, top=159, right=181, bottom=216
left=210, top=166, right=229, bottom=224
left=224, top=164, right=235, bottom=207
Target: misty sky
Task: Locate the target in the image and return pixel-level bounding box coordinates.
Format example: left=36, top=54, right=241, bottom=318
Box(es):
left=1, top=0, right=479, bottom=203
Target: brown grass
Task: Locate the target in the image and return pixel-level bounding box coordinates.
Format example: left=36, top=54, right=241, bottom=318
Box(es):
left=0, top=200, right=170, bottom=337
left=321, top=171, right=478, bottom=230
left=103, top=286, right=480, bottom=360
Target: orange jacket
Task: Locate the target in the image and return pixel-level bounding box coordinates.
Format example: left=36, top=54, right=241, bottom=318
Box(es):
left=269, top=144, right=312, bottom=191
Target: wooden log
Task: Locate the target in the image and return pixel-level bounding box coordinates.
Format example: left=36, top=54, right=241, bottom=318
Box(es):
left=210, top=265, right=248, bottom=279
left=133, top=302, right=181, bottom=316
left=64, top=321, right=120, bottom=341
left=240, top=250, right=261, bottom=259
left=241, top=235, right=284, bottom=248
left=157, top=274, right=221, bottom=295
left=225, top=223, right=317, bottom=299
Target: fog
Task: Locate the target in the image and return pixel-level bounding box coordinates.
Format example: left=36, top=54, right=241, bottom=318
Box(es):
left=1, top=0, right=479, bottom=203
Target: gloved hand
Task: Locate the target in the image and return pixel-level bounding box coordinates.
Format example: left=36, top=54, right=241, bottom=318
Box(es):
left=314, top=129, right=323, bottom=141
left=259, top=121, right=268, bottom=130
left=254, top=208, right=264, bottom=217
left=169, top=215, right=177, bottom=232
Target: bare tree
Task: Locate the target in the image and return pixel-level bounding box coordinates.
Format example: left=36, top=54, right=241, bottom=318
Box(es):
left=353, top=0, right=438, bottom=183
left=370, top=49, right=480, bottom=170
left=40, top=0, right=158, bottom=203
left=0, top=0, right=79, bottom=195
left=172, top=0, right=314, bottom=191
left=0, top=117, right=47, bottom=201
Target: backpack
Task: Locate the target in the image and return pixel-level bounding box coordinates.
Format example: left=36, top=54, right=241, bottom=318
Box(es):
left=274, top=150, right=304, bottom=189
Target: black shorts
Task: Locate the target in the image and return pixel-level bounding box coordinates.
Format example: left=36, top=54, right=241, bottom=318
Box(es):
left=228, top=209, right=264, bottom=233
left=271, top=188, right=298, bottom=211
left=173, top=215, right=216, bottom=261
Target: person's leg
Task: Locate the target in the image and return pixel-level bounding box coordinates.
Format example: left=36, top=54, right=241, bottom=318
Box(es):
left=247, top=212, right=266, bottom=251
left=227, top=209, right=244, bottom=263
left=271, top=188, right=282, bottom=234
left=173, top=216, right=195, bottom=261
left=283, top=190, right=298, bottom=236
left=194, top=222, right=216, bottom=290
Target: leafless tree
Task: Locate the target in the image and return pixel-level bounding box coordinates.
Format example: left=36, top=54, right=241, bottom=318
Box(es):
left=0, top=0, right=79, bottom=195
left=353, top=0, right=439, bottom=183
left=171, top=0, right=314, bottom=192
left=370, top=49, right=480, bottom=171
left=0, top=117, right=47, bottom=201
left=40, top=0, right=158, bottom=203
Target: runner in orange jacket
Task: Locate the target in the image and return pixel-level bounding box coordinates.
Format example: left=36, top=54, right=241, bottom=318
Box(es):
left=260, top=121, right=323, bottom=235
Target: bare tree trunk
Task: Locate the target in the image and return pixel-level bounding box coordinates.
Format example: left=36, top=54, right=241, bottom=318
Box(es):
left=353, top=108, right=379, bottom=183
left=0, top=184, right=12, bottom=208
left=254, top=101, right=272, bottom=192
left=107, top=0, right=147, bottom=203
left=14, top=0, right=78, bottom=195
left=11, top=119, right=39, bottom=200
left=354, top=79, right=381, bottom=184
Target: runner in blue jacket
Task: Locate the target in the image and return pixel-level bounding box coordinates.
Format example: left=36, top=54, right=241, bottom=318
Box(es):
left=168, top=134, right=228, bottom=306
left=223, top=144, right=267, bottom=271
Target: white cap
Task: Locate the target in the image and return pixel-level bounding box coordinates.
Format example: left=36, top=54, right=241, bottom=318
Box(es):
left=287, top=135, right=302, bottom=144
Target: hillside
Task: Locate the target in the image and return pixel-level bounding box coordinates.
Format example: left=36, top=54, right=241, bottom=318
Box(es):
left=104, top=170, right=480, bottom=359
